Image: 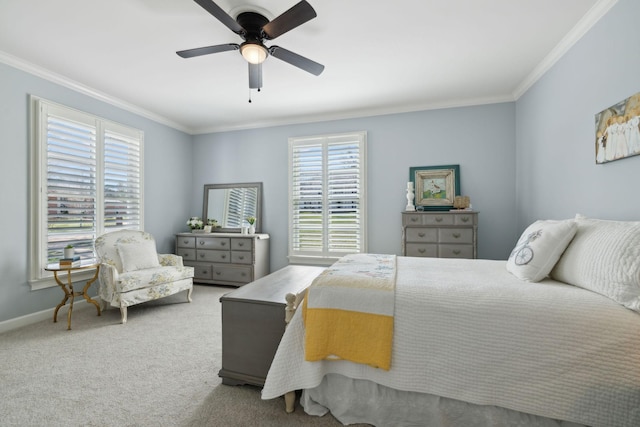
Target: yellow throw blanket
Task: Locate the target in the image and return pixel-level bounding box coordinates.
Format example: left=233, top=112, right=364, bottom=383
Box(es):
left=303, top=253, right=396, bottom=370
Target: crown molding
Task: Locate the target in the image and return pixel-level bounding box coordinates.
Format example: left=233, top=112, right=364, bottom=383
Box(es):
left=192, top=94, right=516, bottom=134
left=513, top=0, right=618, bottom=100
left=0, top=50, right=192, bottom=134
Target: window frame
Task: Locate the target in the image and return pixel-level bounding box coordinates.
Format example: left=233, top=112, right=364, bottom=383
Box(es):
left=29, top=96, right=144, bottom=289
left=288, top=131, right=367, bottom=266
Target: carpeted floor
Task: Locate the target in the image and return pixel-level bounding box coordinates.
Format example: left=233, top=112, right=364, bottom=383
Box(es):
left=0, top=285, right=351, bottom=426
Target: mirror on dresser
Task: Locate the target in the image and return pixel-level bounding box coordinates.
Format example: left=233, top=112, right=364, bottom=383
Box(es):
left=203, top=182, right=263, bottom=233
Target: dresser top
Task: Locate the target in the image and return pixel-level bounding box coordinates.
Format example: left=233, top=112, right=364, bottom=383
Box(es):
left=402, top=210, right=478, bottom=214
left=177, top=232, right=269, bottom=239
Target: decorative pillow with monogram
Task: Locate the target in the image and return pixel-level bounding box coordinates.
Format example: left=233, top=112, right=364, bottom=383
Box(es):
left=506, top=219, right=577, bottom=282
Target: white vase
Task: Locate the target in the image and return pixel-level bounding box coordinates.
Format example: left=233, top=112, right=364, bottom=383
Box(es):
left=64, top=247, right=74, bottom=258
left=248, top=225, right=256, bottom=234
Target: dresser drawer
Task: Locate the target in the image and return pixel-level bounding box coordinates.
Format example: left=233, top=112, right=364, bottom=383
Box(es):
left=439, top=228, right=473, bottom=244
left=405, top=243, right=438, bottom=257
left=439, top=244, right=474, bottom=258
left=177, top=236, right=196, bottom=248
left=197, top=237, right=231, bottom=250
left=231, top=238, right=252, bottom=251
left=197, top=249, right=231, bottom=263
left=405, top=228, right=438, bottom=243
left=189, top=262, right=212, bottom=280
left=177, top=248, right=196, bottom=261
left=454, top=214, right=476, bottom=226
left=212, top=265, right=253, bottom=284
left=403, top=213, right=455, bottom=226
left=231, top=251, right=252, bottom=264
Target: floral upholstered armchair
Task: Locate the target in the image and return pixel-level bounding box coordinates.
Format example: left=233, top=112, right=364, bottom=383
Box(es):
left=94, top=230, right=194, bottom=324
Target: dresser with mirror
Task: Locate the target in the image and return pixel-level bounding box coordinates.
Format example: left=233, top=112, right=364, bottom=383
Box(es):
left=176, top=182, right=269, bottom=287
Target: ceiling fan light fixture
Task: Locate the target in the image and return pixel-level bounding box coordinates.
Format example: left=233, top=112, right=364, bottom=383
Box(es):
left=240, top=42, right=268, bottom=64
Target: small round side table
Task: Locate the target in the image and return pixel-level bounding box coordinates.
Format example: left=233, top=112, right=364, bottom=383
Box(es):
left=45, top=263, right=101, bottom=330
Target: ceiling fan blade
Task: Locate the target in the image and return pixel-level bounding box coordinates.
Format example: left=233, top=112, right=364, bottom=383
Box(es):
left=268, top=46, right=324, bottom=76
left=176, top=43, right=239, bottom=58
left=262, top=0, right=316, bottom=40
left=248, top=63, right=262, bottom=89
left=193, top=0, right=245, bottom=35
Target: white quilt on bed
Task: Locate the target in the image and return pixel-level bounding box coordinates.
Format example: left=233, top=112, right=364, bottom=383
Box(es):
left=262, top=257, right=640, bottom=427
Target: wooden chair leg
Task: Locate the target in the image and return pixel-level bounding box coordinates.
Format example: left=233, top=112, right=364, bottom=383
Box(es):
left=120, top=305, right=128, bottom=324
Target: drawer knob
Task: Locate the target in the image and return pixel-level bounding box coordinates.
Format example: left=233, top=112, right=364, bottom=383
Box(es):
left=201, top=270, right=207, bottom=274
left=221, top=255, right=226, bottom=259
left=183, top=240, right=189, bottom=244
left=453, top=233, right=461, bottom=238
left=453, top=249, right=461, bottom=255
left=239, top=256, right=245, bottom=260
left=418, top=248, right=426, bottom=254
left=199, top=254, right=205, bottom=258
left=411, top=217, right=418, bottom=222
left=238, top=242, right=244, bottom=247
left=199, top=241, right=205, bottom=245
left=215, top=271, right=221, bottom=276
left=418, top=232, right=425, bottom=237
left=241, top=273, right=246, bottom=277
left=435, top=217, right=443, bottom=222
left=220, top=242, right=226, bottom=246
left=461, top=217, right=469, bottom=223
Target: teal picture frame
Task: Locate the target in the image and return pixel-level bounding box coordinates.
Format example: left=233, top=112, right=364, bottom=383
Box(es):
left=409, top=165, right=460, bottom=211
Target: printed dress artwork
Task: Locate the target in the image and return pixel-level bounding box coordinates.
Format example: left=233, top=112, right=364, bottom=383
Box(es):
left=596, top=92, right=640, bottom=164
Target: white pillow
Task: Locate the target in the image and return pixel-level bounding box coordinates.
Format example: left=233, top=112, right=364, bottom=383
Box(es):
left=117, top=240, right=161, bottom=272
left=551, top=217, right=640, bottom=312
left=506, top=219, right=577, bottom=282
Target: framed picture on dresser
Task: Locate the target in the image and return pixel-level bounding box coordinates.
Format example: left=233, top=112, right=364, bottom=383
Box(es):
left=409, top=164, right=460, bottom=210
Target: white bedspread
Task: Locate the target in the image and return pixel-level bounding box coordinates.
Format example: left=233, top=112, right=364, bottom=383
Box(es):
left=262, top=257, right=640, bottom=427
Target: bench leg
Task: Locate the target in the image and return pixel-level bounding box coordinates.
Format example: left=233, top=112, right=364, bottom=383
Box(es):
left=285, top=391, right=295, bottom=413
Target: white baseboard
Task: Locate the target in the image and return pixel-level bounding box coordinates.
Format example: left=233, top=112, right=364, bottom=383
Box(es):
left=0, top=299, right=94, bottom=334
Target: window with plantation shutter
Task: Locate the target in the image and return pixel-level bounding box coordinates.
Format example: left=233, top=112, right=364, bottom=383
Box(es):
left=288, top=132, right=367, bottom=264
left=30, top=97, right=143, bottom=287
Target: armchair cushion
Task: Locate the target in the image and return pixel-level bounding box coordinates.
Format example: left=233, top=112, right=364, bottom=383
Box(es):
left=117, top=240, right=161, bottom=272
left=118, top=265, right=195, bottom=293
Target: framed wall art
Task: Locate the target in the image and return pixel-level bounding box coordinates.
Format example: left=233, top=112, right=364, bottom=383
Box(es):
left=409, top=164, right=460, bottom=210
left=595, top=91, right=640, bottom=164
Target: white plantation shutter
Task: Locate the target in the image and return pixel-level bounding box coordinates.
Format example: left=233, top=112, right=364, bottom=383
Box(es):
left=30, top=97, right=143, bottom=284
left=289, top=132, right=366, bottom=262
left=104, top=127, right=142, bottom=231
left=46, top=114, right=97, bottom=263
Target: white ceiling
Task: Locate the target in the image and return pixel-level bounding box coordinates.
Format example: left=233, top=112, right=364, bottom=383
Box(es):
left=0, top=0, right=612, bottom=134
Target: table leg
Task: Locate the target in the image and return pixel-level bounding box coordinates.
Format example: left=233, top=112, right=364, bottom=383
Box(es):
left=81, top=267, right=101, bottom=316
left=52, top=271, right=71, bottom=327
left=67, top=274, right=74, bottom=330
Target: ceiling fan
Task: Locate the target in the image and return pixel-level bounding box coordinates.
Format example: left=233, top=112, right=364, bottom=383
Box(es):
left=177, top=0, right=324, bottom=90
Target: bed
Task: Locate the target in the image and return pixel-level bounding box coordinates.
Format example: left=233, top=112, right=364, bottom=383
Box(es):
left=261, top=216, right=640, bottom=427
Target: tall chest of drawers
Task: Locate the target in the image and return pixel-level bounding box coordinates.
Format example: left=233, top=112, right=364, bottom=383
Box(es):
left=402, top=211, right=478, bottom=259
left=175, top=232, right=269, bottom=287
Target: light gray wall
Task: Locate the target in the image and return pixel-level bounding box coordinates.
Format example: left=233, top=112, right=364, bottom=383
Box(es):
left=515, top=0, right=640, bottom=229
left=192, top=102, right=517, bottom=272
left=3, top=0, right=633, bottom=325
left=0, top=62, right=193, bottom=323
